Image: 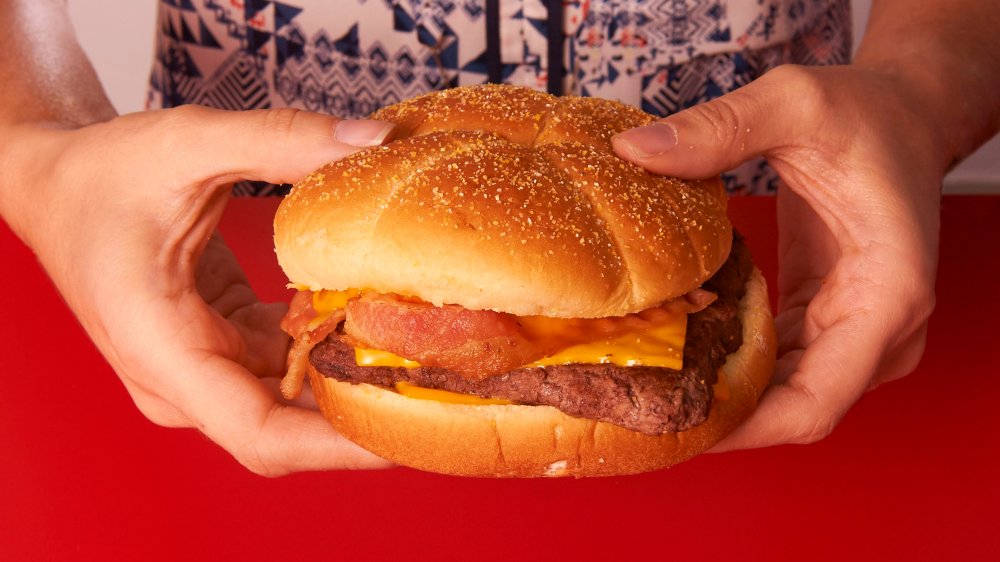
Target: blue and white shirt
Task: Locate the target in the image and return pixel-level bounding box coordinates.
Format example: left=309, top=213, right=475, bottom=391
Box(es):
left=148, top=0, right=851, bottom=194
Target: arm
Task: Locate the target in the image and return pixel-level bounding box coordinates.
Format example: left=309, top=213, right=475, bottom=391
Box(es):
left=0, top=0, right=115, bottom=238
left=612, top=0, right=1000, bottom=448
left=0, top=0, right=115, bottom=126
left=855, top=0, right=1000, bottom=170
left=0, top=1, right=394, bottom=474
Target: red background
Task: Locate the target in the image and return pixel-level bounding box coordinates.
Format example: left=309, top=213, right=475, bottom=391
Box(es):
left=2, top=196, right=998, bottom=561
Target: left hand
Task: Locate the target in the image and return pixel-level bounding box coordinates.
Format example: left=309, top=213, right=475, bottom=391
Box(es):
left=612, top=64, right=941, bottom=449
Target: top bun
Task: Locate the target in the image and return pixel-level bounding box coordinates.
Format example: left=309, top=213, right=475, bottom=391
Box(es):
left=274, top=84, right=731, bottom=318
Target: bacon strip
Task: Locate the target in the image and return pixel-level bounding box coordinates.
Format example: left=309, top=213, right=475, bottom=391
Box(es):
left=279, top=291, right=345, bottom=399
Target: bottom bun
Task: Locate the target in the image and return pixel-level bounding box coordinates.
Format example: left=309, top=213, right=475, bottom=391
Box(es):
left=307, top=268, right=776, bottom=477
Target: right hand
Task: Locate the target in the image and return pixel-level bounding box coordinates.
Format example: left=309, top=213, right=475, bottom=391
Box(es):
left=2, top=106, right=396, bottom=475
left=612, top=64, right=941, bottom=450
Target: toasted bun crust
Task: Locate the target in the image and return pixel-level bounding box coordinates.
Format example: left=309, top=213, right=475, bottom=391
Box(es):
left=306, top=268, right=775, bottom=477
left=275, top=84, right=731, bottom=318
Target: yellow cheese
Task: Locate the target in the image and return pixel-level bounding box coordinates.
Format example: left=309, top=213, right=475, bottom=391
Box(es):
left=306, top=289, right=362, bottom=330
left=313, top=289, right=362, bottom=314
left=353, top=315, right=686, bottom=370
left=394, top=382, right=512, bottom=405
left=355, top=347, right=422, bottom=368
left=526, top=317, right=686, bottom=370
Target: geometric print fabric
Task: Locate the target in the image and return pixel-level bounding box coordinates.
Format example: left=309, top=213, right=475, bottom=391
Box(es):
left=148, top=0, right=851, bottom=195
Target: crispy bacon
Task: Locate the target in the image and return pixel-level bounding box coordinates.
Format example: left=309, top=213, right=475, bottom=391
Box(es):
left=280, top=290, right=318, bottom=339
left=279, top=290, right=344, bottom=399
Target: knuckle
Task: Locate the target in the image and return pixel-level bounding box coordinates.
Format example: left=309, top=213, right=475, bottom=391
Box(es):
left=117, top=374, right=192, bottom=429
left=917, top=288, right=937, bottom=324
left=167, top=103, right=210, bottom=122
left=145, top=105, right=217, bottom=176
left=160, top=104, right=213, bottom=143
left=766, top=64, right=835, bottom=122
left=876, top=324, right=930, bottom=387
left=783, top=378, right=841, bottom=445
left=135, top=401, right=188, bottom=429
left=794, top=414, right=838, bottom=445
left=889, top=271, right=936, bottom=341
left=234, top=405, right=292, bottom=478
left=239, top=447, right=289, bottom=478
left=686, top=97, right=745, bottom=148
left=258, top=107, right=305, bottom=148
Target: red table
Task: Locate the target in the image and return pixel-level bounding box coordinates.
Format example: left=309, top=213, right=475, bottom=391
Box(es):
left=2, top=196, right=998, bottom=561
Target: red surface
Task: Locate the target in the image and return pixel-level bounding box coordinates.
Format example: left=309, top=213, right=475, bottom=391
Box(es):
left=2, top=196, right=998, bottom=561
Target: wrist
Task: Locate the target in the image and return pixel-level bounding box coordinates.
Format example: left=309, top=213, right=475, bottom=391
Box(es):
left=0, top=123, right=71, bottom=246
left=853, top=2, right=1000, bottom=173
left=850, top=60, right=951, bottom=176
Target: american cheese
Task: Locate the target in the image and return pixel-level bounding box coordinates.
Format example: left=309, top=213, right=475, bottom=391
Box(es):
left=308, top=288, right=362, bottom=330
left=313, top=288, right=362, bottom=314
left=525, top=319, right=685, bottom=370
left=355, top=347, right=422, bottom=368
left=394, top=381, right=512, bottom=405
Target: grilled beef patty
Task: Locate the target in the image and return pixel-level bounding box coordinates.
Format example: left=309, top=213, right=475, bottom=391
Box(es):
left=309, top=237, right=752, bottom=434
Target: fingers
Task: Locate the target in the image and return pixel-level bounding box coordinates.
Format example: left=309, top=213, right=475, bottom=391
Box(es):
left=121, top=312, right=393, bottom=475
left=719, top=265, right=933, bottom=450
left=120, top=376, right=192, bottom=428
left=194, top=232, right=288, bottom=378
left=612, top=65, right=815, bottom=178
left=260, top=376, right=320, bottom=410
left=711, top=317, right=882, bottom=451
left=185, top=356, right=393, bottom=475
left=165, top=105, right=396, bottom=186
left=871, top=323, right=930, bottom=389
left=130, top=364, right=392, bottom=475
left=102, top=282, right=384, bottom=474
left=104, top=266, right=390, bottom=474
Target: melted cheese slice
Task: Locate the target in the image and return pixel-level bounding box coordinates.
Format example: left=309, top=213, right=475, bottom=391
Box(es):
left=355, top=347, right=421, bottom=368
left=394, top=382, right=512, bottom=405
left=522, top=316, right=686, bottom=370
left=306, top=288, right=362, bottom=331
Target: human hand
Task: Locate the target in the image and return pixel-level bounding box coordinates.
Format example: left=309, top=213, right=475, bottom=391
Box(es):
left=611, top=64, right=941, bottom=449
left=2, top=106, right=396, bottom=474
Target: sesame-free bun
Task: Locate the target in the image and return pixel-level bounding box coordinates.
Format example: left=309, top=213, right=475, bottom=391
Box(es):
left=306, top=267, right=775, bottom=478
left=274, top=84, right=731, bottom=318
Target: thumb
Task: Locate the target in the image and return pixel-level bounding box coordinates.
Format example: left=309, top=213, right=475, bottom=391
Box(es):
left=612, top=66, right=803, bottom=178
left=166, top=106, right=397, bottom=186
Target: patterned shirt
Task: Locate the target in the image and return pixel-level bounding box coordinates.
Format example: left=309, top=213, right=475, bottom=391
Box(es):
left=148, top=0, right=851, bottom=194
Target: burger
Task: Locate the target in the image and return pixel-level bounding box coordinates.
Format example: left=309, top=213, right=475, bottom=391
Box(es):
left=274, top=84, right=775, bottom=477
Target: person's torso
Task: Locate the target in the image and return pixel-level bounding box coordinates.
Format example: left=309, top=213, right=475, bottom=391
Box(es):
left=148, top=0, right=851, bottom=194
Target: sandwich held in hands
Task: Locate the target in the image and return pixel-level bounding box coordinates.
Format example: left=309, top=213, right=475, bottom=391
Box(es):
left=274, top=84, right=776, bottom=477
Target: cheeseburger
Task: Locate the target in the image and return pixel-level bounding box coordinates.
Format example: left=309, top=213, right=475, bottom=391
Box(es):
left=274, top=84, right=775, bottom=477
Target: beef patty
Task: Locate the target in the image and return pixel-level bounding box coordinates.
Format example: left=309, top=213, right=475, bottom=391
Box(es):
left=309, top=236, right=752, bottom=435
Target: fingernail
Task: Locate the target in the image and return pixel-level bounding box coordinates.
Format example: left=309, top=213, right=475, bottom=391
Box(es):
left=334, top=119, right=396, bottom=147
left=614, top=122, right=678, bottom=158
